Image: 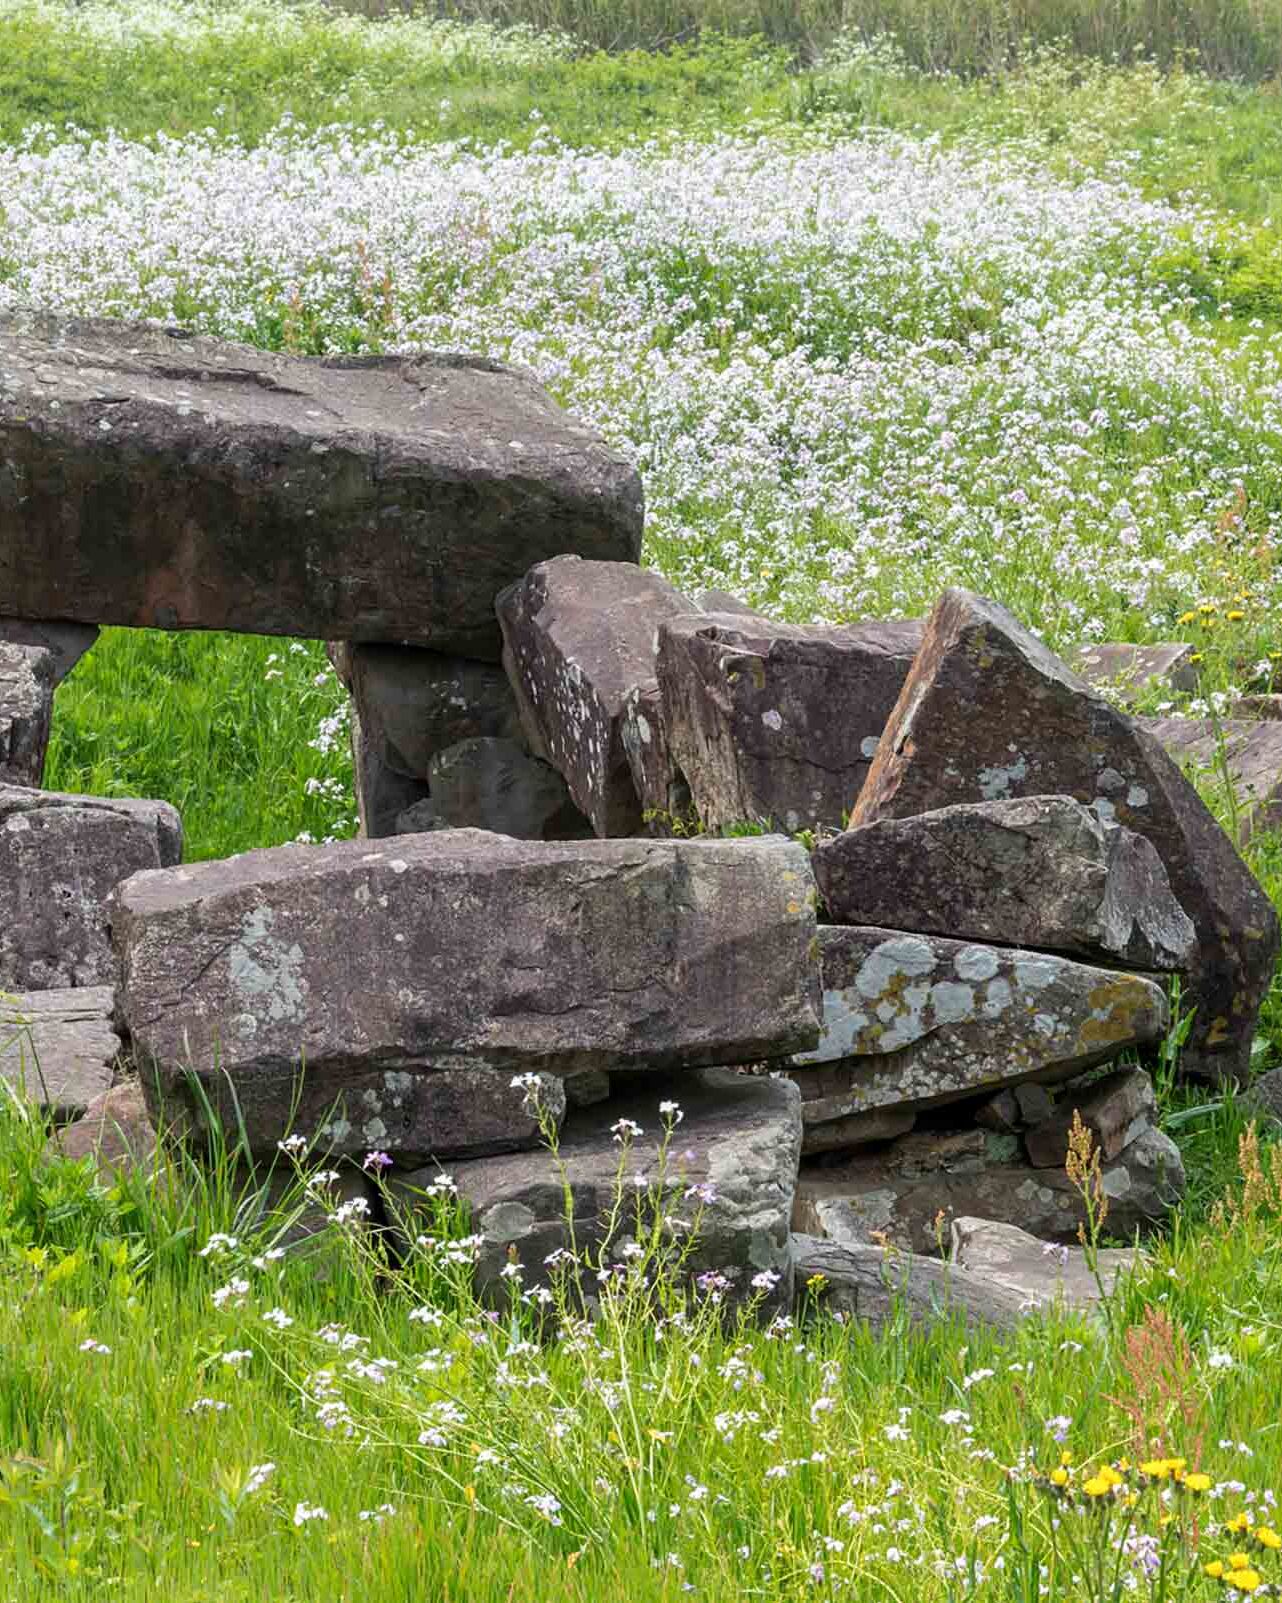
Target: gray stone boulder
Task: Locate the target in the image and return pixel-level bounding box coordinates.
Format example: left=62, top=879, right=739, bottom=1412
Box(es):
left=852, top=589, right=1280, bottom=1084
left=790, top=1235, right=1030, bottom=1331
left=1023, top=1067, right=1157, bottom=1169
left=1142, top=716, right=1282, bottom=844
left=1071, top=642, right=1199, bottom=702
left=655, top=614, right=923, bottom=832
left=398, top=737, right=585, bottom=840
left=398, top=1068, right=802, bottom=1315
left=950, top=1216, right=1141, bottom=1309
left=815, top=796, right=1195, bottom=972
left=113, top=831, right=822, bottom=1157
left=47, top=1080, right=157, bottom=1179
left=782, top=926, right=1167, bottom=1134
left=0, top=312, right=642, bottom=658
left=1242, top=1066, right=1282, bottom=1127
left=0, top=784, right=182, bottom=990
left=496, top=556, right=700, bottom=837
left=349, top=710, right=429, bottom=840
left=0, top=986, right=122, bottom=1120
left=0, top=641, right=54, bottom=787
left=793, top=1120, right=1185, bottom=1252
left=0, top=618, right=98, bottom=687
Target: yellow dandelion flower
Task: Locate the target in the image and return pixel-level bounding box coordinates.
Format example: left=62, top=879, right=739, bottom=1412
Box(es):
left=1227, top=609, right=1246, bottom=621
left=1060, top=1451, right=1074, bottom=1467
left=1226, top=1570, right=1263, bottom=1593
left=1141, top=1460, right=1172, bottom=1480
left=1178, top=611, right=1197, bottom=624
left=1229, top=1552, right=1251, bottom=1570
left=1083, top=1476, right=1112, bottom=1498
left=1207, top=1561, right=1226, bottom=1579
left=1185, top=1473, right=1213, bottom=1492
left=1198, top=602, right=1218, bottom=613
left=1228, top=1514, right=1252, bottom=1534
left=1189, top=652, right=1204, bottom=663
left=1050, top=1468, right=1070, bottom=1487
left=1255, top=1527, right=1282, bottom=1550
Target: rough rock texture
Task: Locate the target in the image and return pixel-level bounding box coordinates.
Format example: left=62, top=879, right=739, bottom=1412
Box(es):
left=328, top=642, right=522, bottom=780
left=349, top=710, right=429, bottom=840
left=950, top=1217, right=1140, bottom=1309
left=0, top=618, right=98, bottom=687
left=114, top=831, right=822, bottom=1155
left=1023, top=1067, right=1156, bottom=1169
left=0, top=986, right=121, bottom=1119
left=851, top=589, right=1280, bottom=1083
left=0, top=312, right=643, bottom=658
left=1142, top=716, right=1282, bottom=844
left=1071, top=642, right=1199, bottom=701
left=790, top=1235, right=1029, bottom=1331
left=1242, top=1066, right=1282, bottom=1127
left=404, top=737, right=585, bottom=840
left=815, top=796, right=1195, bottom=972
left=48, top=1080, right=157, bottom=1179
left=793, top=1121, right=1185, bottom=1252
left=1235, top=695, right=1282, bottom=720
left=399, top=1069, right=802, bottom=1314
left=496, top=557, right=700, bottom=836
left=0, top=640, right=54, bottom=786
left=0, top=784, right=183, bottom=990
left=783, top=926, right=1167, bottom=1127
left=656, top=615, right=923, bottom=831
left=802, top=1106, right=916, bottom=1157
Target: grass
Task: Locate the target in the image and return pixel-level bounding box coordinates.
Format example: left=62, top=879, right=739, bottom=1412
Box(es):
left=5, top=8, right=1282, bottom=1594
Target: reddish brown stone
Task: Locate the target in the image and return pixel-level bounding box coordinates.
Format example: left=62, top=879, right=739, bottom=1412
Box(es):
left=852, top=590, right=1280, bottom=1083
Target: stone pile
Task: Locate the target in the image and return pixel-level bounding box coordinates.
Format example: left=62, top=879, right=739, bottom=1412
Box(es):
left=4, top=314, right=1280, bottom=1320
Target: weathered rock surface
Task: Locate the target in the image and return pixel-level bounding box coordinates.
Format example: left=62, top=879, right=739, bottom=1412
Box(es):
left=783, top=926, right=1167, bottom=1128
left=1142, top=716, right=1282, bottom=844
left=1023, top=1067, right=1156, bottom=1169
left=949, top=1216, right=1140, bottom=1309
left=802, top=1105, right=916, bottom=1157
left=348, top=710, right=429, bottom=840
left=815, top=796, right=1195, bottom=972
left=1071, top=641, right=1199, bottom=701
left=410, top=737, right=585, bottom=840
left=0, top=641, right=54, bottom=786
left=1242, top=1066, right=1282, bottom=1127
left=48, top=1080, right=157, bottom=1178
left=0, top=313, right=643, bottom=658
left=1234, top=694, right=1282, bottom=721
left=793, top=1120, right=1185, bottom=1252
left=974, top=1082, right=1056, bottom=1134
left=656, top=614, right=923, bottom=831
left=400, top=1069, right=802, bottom=1314
left=0, top=986, right=121, bottom=1119
left=328, top=643, right=522, bottom=780
left=851, top=588, right=1280, bottom=1083
left=0, top=619, right=98, bottom=687
left=114, top=831, right=822, bottom=1154
left=0, top=784, right=183, bottom=990
left=497, top=557, right=700, bottom=837
left=790, top=1234, right=1029, bottom=1331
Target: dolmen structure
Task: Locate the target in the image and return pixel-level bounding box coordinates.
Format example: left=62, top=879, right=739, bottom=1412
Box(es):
left=3, top=312, right=1280, bottom=1318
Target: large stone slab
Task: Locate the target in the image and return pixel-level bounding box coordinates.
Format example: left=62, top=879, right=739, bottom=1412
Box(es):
left=790, top=1235, right=1031, bottom=1331
left=793, top=1120, right=1185, bottom=1252
left=114, top=831, right=822, bottom=1155
left=497, top=556, right=700, bottom=837
left=400, top=1068, right=802, bottom=1315
left=783, top=926, right=1167, bottom=1129
left=655, top=614, right=923, bottom=832
left=0, top=986, right=121, bottom=1120
left=1142, top=716, right=1282, bottom=844
left=0, top=641, right=54, bottom=787
left=815, top=795, right=1195, bottom=972
left=949, top=1216, right=1140, bottom=1310
left=0, top=313, right=643, bottom=658
left=1071, top=641, right=1199, bottom=702
left=0, top=784, right=183, bottom=991
left=851, top=589, right=1280, bottom=1083
left=0, top=618, right=98, bottom=687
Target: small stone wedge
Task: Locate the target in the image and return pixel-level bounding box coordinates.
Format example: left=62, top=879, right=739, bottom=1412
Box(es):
left=0, top=986, right=121, bottom=1120
left=0, top=641, right=54, bottom=787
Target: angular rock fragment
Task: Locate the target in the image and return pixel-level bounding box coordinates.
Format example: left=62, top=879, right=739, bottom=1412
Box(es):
left=496, top=556, right=699, bottom=836
left=0, top=618, right=98, bottom=686
left=1071, top=641, right=1198, bottom=702
left=852, top=589, right=1280, bottom=1082
left=793, top=1120, right=1184, bottom=1252
left=1023, top=1067, right=1157, bottom=1169
left=348, top=710, right=429, bottom=840
left=790, top=1234, right=1030, bottom=1331
left=47, top=1080, right=157, bottom=1179
left=114, top=831, right=821, bottom=1156
left=0, top=313, right=643, bottom=657
left=0, top=986, right=121, bottom=1119
left=656, top=615, right=923, bottom=831
left=949, top=1217, right=1140, bottom=1309
left=1242, top=1066, right=1282, bottom=1127
left=405, top=737, right=585, bottom=840
left=783, top=926, right=1167, bottom=1128
left=0, top=640, right=54, bottom=787
left=801, top=1105, right=916, bottom=1158
left=398, top=1069, right=802, bottom=1314
left=0, top=784, right=183, bottom=990
left=1234, top=694, right=1282, bottom=720
left=328, top=643, right=523, bottom=780
left=816, top=796, right=1195, bottom=971
left=1142, top=716, right=1282, bottom=844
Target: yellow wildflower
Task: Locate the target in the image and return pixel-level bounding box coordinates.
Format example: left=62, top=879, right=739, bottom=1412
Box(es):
left=1141, top=1459, right=1173, bottom=1479
left=1185, top=1473, right=1213, bottom=1492
left=1226, top=1571, right=1263, bottom=1593
left=1227, top=609, right=1246, bottom=621
left=1228, top=1514, right=1252, bottom=1534
left=1178, top=611, right=1197, bottom=624
left=1198, top=602, right=1218, bottom=613
left=1255, top=1527, right=1282, bottom=1550
left=1229, top=1552, right=1251, bottom=1570
left=1050, top=1467, right=1070, bottom=1487
left=1207, top=1561, right=1226, bottom=1579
